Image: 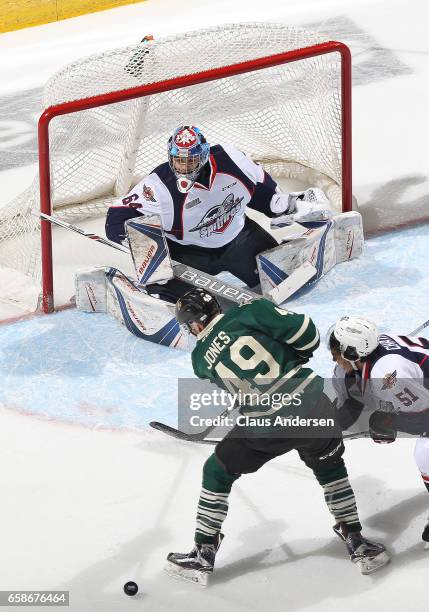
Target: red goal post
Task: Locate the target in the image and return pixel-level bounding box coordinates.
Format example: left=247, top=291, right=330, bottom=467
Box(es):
left=37, top=27, right=352, bottom=313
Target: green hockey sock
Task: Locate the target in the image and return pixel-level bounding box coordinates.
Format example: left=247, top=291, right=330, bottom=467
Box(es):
left=195, top=453, right=239, bottom=545
left=314, top=463, right=362, bottom=532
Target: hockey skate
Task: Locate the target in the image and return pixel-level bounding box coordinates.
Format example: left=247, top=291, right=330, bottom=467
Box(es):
left=333, top=523, right=390, bottom=575
left=422, top=520, right=429, bottom=549
left=165, top=533, right=224, bottom=586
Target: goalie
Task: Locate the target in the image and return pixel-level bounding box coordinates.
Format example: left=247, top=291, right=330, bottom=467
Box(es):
left=75, top=126, right=361, bottom=350
left=105, top=125, right=331, bottom=302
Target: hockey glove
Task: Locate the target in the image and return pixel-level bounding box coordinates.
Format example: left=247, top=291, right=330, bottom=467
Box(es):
left=394, top=410, right=429, bottom=437
left=369, top=411, right=397, bottom=444
left=336, top=397, right=365, bottom=430
left=271, top=188, right=332, bottom=225
left=269, top=192, right=292, bottom=215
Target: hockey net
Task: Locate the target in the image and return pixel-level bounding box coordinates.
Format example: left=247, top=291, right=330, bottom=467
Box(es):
left=0, top=22, right=351, bottom=312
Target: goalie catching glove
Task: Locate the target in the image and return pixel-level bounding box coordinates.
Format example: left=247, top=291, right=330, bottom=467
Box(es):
left=270, top=187, right=333, bottom=226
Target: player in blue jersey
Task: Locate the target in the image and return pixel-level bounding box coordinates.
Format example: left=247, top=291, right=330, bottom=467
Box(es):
left=329, top=315, right=429, bottom=548
left=106, top=126, right=329, bottom=302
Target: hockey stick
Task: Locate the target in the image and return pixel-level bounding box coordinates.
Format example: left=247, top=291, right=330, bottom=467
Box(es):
left=268, top=261, right=317, bottom=304
left=149, top=421, right=220, bottom=445
left=343, top=430, right=370, bottom=440
left=151, top=315, right=429, bottom=446
left=37, top=212, right=260, bottom=305
left=39, top=212, right=129, bottom=253
left=410, top=319, right=429, bottom=336
left=150, top=421, right=371, bottom=445
left=150, top=401, right=237, bottom=444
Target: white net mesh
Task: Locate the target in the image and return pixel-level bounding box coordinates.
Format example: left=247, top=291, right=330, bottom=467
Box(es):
left=1, top=22, right=347, bottom=287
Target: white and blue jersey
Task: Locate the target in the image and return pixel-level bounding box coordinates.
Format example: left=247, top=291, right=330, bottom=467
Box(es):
left=106, top=143, right=278, bottom=249
left=334, top=334, right=429, bottom=429
left=334, top=335, right=429, bottom=480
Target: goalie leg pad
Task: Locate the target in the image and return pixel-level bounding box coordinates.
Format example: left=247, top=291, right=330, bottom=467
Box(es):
left=333, top=211, right=364, bottom=263
left=75, top=266, right=193, bottom=350
left=257, top=221, right=336, bottom=298
left=125, top=214, right=174, bottom=286
left=105, top=267, right=193, bottom=350
left=75, top=267, right=108, bottom=312
left=257, top=212, right=364, bottom=300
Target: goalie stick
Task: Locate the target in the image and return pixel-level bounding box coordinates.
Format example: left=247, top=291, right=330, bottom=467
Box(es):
left=37, top=212, right=261, bottom=305
left=268, top=261, right=317, bottom=304
left=39, top=212, right=129, bottom=253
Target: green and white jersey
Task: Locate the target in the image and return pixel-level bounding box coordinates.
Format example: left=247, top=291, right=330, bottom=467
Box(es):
left=191, top=298, right=323, bottom=418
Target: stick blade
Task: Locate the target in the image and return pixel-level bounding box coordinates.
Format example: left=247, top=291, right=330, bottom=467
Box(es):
left=149, top=421, right=191, bottom=440
left=149, top=421, right=218, bottom=445
left=269, top=261, right=317, bottom=304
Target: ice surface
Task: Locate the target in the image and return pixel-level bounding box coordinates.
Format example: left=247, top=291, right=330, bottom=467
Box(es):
left=1, top=224, right=428, bottom=429
left=1, top=0, right=429, bottom=610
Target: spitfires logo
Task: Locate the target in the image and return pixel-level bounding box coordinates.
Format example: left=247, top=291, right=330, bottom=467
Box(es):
left=189, top=193, right=243, bottom=237
left=174, top=128, right=197, bottom=148
left=143, top=184, right=156, bottom=202
left=381, top=370, right=397, bottom=390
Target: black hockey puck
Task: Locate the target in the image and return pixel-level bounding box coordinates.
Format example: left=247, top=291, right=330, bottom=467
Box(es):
left=123, top=581, right=138, bottom=596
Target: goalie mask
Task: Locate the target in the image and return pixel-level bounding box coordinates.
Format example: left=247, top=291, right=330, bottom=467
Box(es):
left=328, top=315, right=379, bottom=362
left=175, top=288, right=221, bottom=335
left=168, top=126, right=210, bottom=193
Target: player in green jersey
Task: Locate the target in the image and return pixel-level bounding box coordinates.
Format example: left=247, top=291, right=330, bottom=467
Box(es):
left=164, top=289, right=389, bottom=586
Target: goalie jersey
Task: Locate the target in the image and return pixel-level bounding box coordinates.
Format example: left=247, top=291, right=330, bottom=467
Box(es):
left=105, top=143, right=278, bottom=249
left=191, top=298, right=324, bottom=418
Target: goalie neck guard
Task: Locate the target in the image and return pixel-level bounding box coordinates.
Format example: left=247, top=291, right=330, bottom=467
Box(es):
left=175, top=288, right=221, bottom=334
left=328, top=315, right=379, bottom=362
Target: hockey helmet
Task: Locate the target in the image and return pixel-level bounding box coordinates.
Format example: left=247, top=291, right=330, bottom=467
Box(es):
left=168, top=126, right=210, bottom=192
left=175, top=288, right=221, bottom=334
left=328, top=315, right=379, bottom=362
